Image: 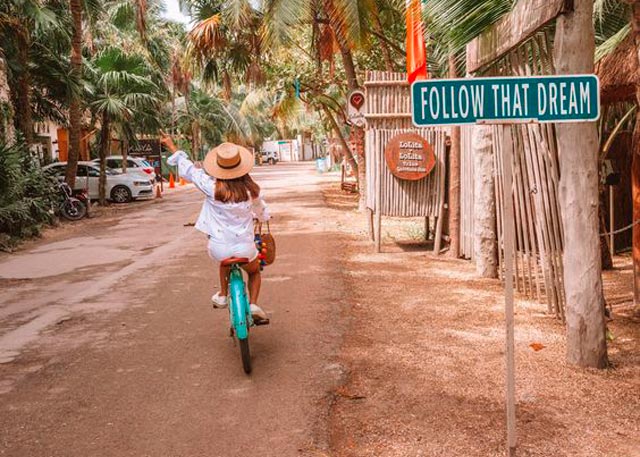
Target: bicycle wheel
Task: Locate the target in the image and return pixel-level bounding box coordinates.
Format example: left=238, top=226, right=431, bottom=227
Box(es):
left=239, top=337, right=251, bottom=374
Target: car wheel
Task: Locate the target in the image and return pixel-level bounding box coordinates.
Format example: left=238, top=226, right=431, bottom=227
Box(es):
left=110, top=185, right=132, bottom=203
left=269, top=158, right=276, bottom=165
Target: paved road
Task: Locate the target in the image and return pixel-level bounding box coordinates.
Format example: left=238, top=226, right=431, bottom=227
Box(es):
left=0, top=163, right=346, bottom=456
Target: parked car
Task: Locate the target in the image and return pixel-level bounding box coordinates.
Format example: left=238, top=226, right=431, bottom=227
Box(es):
left=261, top=150, right=279, bottom=165
left=93, top=155, right=157, bottom=180
left=44, top=162, right=154, bottom=203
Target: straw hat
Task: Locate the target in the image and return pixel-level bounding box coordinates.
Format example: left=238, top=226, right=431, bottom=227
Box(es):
left=203, top=142, right=254, bottom=180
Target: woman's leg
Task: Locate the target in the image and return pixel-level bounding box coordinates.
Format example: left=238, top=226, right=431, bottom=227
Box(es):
left=219, top=264, right=230, bottom=296
left=242, top=258, right=262, bottom=304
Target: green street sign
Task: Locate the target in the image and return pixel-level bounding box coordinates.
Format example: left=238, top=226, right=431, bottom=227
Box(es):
left=411, top=75, right=600, bottom=126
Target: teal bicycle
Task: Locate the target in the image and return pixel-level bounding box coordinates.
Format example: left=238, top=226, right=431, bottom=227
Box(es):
left=221, top=256, right=269, bottom=374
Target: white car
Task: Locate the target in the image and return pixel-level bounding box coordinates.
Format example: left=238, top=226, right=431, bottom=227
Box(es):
left=93, top=155, right=157, bottom=181
left=261, top=150, right=279, bottom=165
left=44, top=162, right=155, bottom=203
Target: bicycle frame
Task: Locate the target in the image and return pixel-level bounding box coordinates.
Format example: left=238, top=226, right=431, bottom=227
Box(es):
left=227, top=264, right=253, bottom=340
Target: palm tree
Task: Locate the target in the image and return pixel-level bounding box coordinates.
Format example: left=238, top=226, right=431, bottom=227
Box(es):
left=66, top=0, right=85, bottom=188
left=183, top=0, right=264, bottom=94
left=0, top=51, right=14, bottom=144
left=86, top=47, right=162, bottom=204
left=0, top=0, right=67, bottom=146
left=554, top=0, right=608, bottom=368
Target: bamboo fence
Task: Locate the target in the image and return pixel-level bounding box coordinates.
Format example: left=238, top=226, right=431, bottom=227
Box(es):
left=363, top=71, right=448, bottom=252
left=468, top=32, right=566, bottom=319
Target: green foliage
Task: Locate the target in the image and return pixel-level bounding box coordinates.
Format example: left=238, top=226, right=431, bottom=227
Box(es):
left=0, top=139, right=59, bottom=250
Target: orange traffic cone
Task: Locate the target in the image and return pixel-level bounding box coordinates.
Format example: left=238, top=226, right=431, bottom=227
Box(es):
left=179, top=177, right=186, bottom=186
left=155, top=185, right=162, bottom=198
left=169, top=172, right=175, bottom=188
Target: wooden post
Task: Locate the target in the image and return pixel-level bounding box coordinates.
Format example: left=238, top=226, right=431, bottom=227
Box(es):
left=501, top=125, right=517, bottom=456
left=609, top=186, right=614, bottom=259
left=375, top=146, right=382, bottom=253
left=368, top=208, right=375, bottom=242
left=448, top=53, right=462, bottom=258
left=434, top=152, right=447, bottom=254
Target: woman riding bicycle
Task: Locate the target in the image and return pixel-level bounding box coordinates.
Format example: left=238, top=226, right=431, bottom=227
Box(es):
left=161, top=133, right=270, bottom=323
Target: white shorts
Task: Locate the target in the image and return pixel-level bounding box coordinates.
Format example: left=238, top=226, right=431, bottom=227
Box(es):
left=207, top=238, right=259, bottom=263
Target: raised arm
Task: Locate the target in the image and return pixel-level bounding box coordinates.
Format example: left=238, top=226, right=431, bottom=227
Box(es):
left=251, top=195, right=270, bottom=222
left=162, top=133, right=214, bottom=197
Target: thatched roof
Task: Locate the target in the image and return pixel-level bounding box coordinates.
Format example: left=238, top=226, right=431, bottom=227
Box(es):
left=595, top=33, right=640, bottom=105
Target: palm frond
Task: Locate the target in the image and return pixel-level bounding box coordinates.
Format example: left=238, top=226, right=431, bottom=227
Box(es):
left=262, top=0, right=312, bottom=46
left=595, top=23, right=630, bottom=62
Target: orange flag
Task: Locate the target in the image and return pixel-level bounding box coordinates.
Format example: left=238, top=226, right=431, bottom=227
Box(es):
left=406, top=0, right=427, bottom=84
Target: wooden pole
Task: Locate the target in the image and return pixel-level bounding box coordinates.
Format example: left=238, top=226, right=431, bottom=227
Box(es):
left=609, top=186, right=614, bottom=259
left=368, top=208, right=375, bottom=242
left=375, top=134, right=382, bottom=253
left=434, top=150, right=447, bottom=254
left=502, top=125, right=517, bottom=456
left=448, top=53, right=462, bottom=258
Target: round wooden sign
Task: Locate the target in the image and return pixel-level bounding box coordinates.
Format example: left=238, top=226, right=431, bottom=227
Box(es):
left=384, top=133, right=436, bottom=181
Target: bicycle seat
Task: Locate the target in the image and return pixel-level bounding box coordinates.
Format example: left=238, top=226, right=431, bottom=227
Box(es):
left=221, top=257, right=250, bottom=266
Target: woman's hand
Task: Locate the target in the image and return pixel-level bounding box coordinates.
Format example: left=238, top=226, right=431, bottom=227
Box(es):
left=159, top=130, right=178, bottom=153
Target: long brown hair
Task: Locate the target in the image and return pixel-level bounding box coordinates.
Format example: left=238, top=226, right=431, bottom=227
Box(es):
left=214, top=174, right=260, bottom=203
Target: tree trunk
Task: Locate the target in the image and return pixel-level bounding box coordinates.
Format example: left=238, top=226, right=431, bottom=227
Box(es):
left=12, top=38, right=33, bottom=145
left=333, top=30, right=358, bottom=90
left=448, top=53, right=461, bottom=258
left=192, top=120, right=201, bottom=159
left=632, top=100, right=640, bottom=306
left=122, top=137, right=128, bottom=173
left=351, top=127, right=366, bottom=210
left=65, top=0, right=83, bottom=188
left=99, top=113, right=110, bottom=206
left=332, top=28, right=367, bottom=210
left=554, top=0, right=608, bottom=368
left=0, top=53, right=14, bottom=145
left=629, top=2, right=640, bottom=311
left=373, top=13, right=394, bottom=72
left=472, top=125, right=498, bottom=278
left=322, top=105, right=358, bottom=174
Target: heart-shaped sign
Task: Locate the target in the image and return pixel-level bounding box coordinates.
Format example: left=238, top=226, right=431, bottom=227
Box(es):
left=350, top=92, right=365, bottom=110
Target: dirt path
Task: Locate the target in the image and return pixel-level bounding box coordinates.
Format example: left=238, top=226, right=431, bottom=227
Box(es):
left=2, top=166, right=638, bottom=457
left=324, top=188, right=640, bottom=457
left=0, top=163, right=347, bottom=456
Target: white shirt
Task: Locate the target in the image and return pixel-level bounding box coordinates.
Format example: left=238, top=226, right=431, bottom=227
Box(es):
left=167, top=150, right=270, bottom=245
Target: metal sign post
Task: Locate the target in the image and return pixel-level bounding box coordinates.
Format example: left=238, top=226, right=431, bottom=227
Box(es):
left=411, top=74, right=601, bottom=456
left=501, top=124, right=517, bottom=457
left=478, top=121, right=518, bottom=456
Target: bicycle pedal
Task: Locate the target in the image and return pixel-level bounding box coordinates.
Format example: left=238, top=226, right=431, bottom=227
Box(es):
left=254, top=318, right=270, bottom=326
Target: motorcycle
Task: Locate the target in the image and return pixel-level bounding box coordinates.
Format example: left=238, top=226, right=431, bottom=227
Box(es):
left=58, top=182, right=87, bottom=221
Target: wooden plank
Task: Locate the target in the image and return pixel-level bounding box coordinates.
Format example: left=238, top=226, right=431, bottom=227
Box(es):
left=363, top=80, right=410, bottom=87
left=365, top=113, right=412, bottom=119
left=466, top=0, right=572, bottom=73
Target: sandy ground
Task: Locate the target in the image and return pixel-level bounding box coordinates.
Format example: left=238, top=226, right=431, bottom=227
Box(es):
left=324, top=188, right=640, bottom=457
left=0, top=163, right=348, bottom=456
left=1, top=165, right=639, bottom=457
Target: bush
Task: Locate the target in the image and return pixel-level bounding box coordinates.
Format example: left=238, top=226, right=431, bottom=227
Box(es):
left=0, top=139, right=59, bottom=250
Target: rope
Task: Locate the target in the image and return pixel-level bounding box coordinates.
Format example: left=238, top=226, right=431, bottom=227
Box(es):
left=600, top=219, right=640, bottom=237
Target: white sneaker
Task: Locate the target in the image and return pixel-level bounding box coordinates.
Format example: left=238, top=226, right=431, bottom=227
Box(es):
left=211, top=292, right=228, bottom=309
left=250, top=304, right=269, bottom=322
